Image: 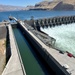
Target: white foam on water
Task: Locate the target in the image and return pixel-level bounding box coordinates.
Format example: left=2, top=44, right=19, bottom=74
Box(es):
left=41, top=23, right=75, bottom=56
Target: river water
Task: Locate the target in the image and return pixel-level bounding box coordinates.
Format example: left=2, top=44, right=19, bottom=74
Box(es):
left=0, top=10, right=75, bottom=57
left=1, top=10, right=75, bottom=21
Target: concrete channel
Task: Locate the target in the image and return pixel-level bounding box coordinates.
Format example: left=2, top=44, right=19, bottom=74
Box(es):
left=2, top=25, right=26, bottom=75
left=2, top=24, right=55, bottom=75
left=13, top=27, right=54, bottom=75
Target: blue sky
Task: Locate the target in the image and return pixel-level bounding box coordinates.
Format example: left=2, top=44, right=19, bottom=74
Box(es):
left=0, top=0, right=44, bottom=7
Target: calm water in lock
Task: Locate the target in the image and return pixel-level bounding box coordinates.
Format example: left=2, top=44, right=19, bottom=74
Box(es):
left=13, top=28, right=54, bottom=75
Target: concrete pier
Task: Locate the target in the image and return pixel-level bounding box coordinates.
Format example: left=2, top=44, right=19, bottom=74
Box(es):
left=2, top=25, right=26, bottom=75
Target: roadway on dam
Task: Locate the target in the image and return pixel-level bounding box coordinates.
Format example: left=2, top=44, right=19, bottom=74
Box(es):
left=13, top=28, right=54, bottom=75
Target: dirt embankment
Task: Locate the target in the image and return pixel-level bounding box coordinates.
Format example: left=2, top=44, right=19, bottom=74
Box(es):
left=0, top=39, right=6, bottom=75
left=0, top=25, right=7, bottom=75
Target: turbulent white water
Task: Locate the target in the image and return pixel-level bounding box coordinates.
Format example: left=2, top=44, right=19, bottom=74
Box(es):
left=41, top=23, right=75, bottom=56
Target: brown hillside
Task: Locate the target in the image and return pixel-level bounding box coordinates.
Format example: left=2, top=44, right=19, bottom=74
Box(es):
left=53, top=0, right=75, bottom=10
left=29, top=0, right=75, bottom=10
left=34, top=1, right=61, bottom=10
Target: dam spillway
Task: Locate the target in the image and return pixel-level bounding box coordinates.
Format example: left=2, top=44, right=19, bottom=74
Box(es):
left=26, top=15, right=75, bottom=56
left=31, top=15, right=75, bottom=30
left=13, top=27, right=54, bottom=75
left=41, top=23, right=75, bottom=56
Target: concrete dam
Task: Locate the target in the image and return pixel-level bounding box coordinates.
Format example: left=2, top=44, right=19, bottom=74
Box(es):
left=2, top=16, right=75, bottom=75
left=30, top=15, right=75, bottom=30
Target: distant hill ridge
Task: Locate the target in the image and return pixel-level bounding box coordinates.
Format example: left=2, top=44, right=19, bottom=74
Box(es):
left=0, top=4, right=24, bottom=12
left=27, top=0, right=75, bottom=10
left=0, top=0, right=75, bottom=11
